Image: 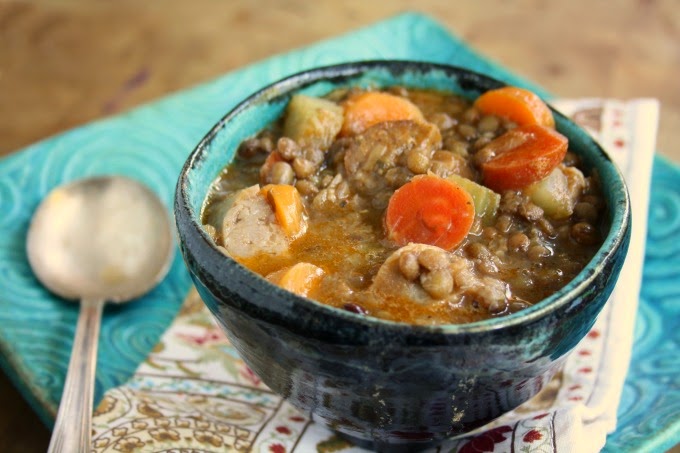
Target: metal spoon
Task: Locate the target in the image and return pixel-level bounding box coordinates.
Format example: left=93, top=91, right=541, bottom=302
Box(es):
left=26, top=176, right=174, bottom=453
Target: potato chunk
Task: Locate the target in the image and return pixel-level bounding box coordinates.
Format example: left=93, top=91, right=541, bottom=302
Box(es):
left=283, top=95, right=343, bottom=150
left=525, top=166, right=585, bottom=219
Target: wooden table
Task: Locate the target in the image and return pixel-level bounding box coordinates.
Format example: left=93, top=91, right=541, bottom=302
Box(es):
left=1, top=1, right=677, bottom=451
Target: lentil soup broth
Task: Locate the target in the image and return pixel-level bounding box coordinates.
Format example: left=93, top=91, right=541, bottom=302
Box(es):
left=202, top=87, right=604, bottom=325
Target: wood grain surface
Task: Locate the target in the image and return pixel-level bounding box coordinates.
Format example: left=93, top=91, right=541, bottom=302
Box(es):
left=0, top=1, right=677, bottom=451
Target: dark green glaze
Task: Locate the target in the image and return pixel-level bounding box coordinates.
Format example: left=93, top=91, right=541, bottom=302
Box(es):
left=175, top=61, right=631, bottom=449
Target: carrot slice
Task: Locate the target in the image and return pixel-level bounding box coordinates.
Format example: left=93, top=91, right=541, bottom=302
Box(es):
left=481, top=124, right=568, bottom=192
left=340, top=91, right=425, bottom=136
left=474, top=86, right=555, bottom=128
left=260, top=184, right=307, bottom=239
left=267, top=262, right=324, bottom=297
left=385, top=175, right=475, bottom=250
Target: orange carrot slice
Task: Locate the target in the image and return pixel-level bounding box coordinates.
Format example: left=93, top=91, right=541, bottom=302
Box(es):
left=385, top=175, right=475, bottom=250
left=474, top=86, right=555, bottom=128
left=481, top=124, right=568, bottom=192
left=340, top=91, right=425, bottom=136
left=260, top=184, right=307, bottom=239
left=267, top=262, right=324, bottom=297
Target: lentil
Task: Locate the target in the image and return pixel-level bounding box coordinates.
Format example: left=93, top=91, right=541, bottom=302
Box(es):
left=478, top=115, right=500, bottom=133
left=420, top=269, right=454, bottom=299
left=277, top=137, right=300, bottom=160
left=399, top=252, right=420, bottom=281
left=418, top=248, right=449, bottom=270
left=508, top=233, right=530, bottom=253
left=571, top=222, right=600, bottom=245
left=270, top=161, right=295, bottom=185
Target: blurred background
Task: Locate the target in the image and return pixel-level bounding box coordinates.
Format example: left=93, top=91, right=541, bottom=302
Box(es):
left=0, top=0, right=677, bottom=451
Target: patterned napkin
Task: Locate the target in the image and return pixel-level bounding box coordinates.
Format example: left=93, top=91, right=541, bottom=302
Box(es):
left=90, top=98, right=658, bottom=453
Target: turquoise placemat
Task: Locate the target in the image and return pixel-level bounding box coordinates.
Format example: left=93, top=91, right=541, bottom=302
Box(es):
left=0, top=12, right=676, bottom=451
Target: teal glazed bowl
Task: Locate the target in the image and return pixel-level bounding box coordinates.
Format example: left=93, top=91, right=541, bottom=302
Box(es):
left=175, top=61, right=631, bottom=450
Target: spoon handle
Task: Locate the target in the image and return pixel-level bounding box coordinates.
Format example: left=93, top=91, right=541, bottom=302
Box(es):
left=48, top=298, right=104, bottom=453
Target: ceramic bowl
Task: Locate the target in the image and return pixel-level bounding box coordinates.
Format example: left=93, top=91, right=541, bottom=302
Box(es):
left=175, top=61, right=631, bottom=450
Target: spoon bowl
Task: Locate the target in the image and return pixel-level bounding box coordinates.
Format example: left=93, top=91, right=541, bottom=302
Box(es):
left=27, top=175, right=174, bottom=453
left=27, top=176, right=173, bottom=302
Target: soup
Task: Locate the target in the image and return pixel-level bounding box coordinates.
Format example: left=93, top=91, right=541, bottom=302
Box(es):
left=201, top=86, right=604, bottom=325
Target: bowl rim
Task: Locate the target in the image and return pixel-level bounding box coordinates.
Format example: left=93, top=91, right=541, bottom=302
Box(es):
left=176, top=60, right=631, bottom=335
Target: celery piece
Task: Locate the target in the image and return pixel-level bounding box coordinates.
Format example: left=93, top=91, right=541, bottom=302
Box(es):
left=447, top=174, right=500, bottom=225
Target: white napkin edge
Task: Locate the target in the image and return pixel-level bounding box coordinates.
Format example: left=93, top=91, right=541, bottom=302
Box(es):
left=552, top=98, right=660, bottom=452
